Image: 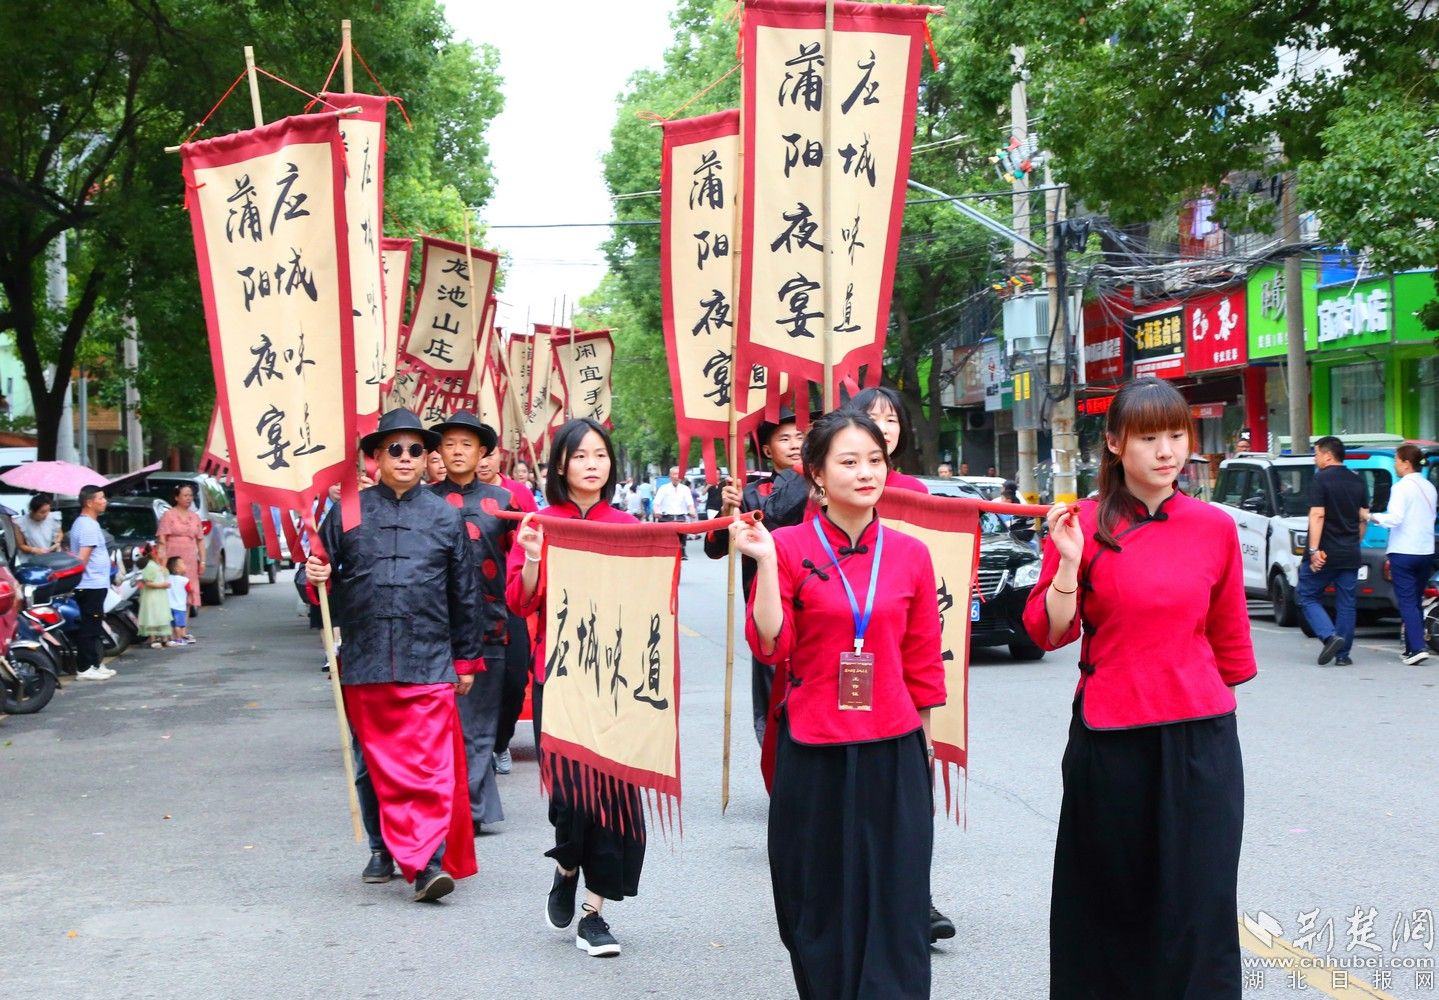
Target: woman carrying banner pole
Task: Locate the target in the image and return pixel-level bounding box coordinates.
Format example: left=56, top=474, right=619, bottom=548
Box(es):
left=735, top=410, right=944, bottom=1000
left=1021, top=377, right=1256, bottom=999
left=507, top=417, right=644, bottom=959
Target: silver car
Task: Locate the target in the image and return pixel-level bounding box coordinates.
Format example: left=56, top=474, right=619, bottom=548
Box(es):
left=127, top=472, right=249, bottom=604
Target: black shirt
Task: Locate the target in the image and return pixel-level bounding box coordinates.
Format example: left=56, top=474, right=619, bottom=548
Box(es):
left=1307, top=464, right=1368, bottom=570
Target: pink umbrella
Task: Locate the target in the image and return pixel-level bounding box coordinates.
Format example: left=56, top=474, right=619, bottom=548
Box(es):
left=0, top=460, right=109, bottom=496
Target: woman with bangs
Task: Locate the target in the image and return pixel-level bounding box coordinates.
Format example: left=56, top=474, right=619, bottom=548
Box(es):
left=508, top=417, right=643, bottom=958
left=844, top=385, right=929, bottom=495
left=1021, top=377, right=1257, bottom=999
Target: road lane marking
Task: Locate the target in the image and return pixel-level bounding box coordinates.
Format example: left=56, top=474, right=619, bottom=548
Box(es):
left=678, top=623, right=701, bottom=639
left=1239, top=918, right=1397, bottom=998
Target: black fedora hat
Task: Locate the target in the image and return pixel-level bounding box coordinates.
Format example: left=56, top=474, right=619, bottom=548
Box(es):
left=360, top=407, right=440, bottom=455
left=428, top=410, right=499, bottom=453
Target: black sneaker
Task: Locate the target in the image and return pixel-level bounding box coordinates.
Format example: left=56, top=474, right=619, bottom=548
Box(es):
left=1317, top=635, right=1345, bottom=665
left=576, top=906, right=621, bottom=957
left=1334, top=655, right=1354, bottom=666
left=546, top=867, right=580, bottom=930
left=929, top=900, right=956, bottom=942
left=412, top=865, right=455, bottom=902
left=362, top=850, right=395, bottom=884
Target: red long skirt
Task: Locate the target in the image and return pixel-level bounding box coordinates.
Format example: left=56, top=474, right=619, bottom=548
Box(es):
left=343, top=683, right=478, bottom=883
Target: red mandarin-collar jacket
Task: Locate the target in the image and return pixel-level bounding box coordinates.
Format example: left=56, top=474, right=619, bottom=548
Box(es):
left=1021, top=491, right=1257, bottom=730
left=499, top=474, right=539, bottom=514
left=747, top=512, right=945, bottom=746
left=505, top=499, right=637, bottom=683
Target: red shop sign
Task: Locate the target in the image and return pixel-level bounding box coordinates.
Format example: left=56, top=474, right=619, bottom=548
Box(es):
left=1184, top=287, right=1248, bottom=372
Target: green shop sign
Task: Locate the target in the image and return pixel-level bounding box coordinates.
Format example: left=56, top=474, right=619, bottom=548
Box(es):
left=1391, top=269, right=1438, bottom=344
left=1246, top=263, right=1318, bottom=359
left=1315, top=275, right=1392, bottom=351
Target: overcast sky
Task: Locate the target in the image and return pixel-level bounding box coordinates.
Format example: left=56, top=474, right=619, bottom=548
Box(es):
left=442, top=1, right=678, bottom=333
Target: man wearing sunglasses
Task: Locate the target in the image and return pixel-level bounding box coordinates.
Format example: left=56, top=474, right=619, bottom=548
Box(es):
left=428, top=411, right=518, bottom=834
left=307, top=407, right=483, bottom=903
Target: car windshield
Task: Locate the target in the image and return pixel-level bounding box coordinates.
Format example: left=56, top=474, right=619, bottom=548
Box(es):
left=1272, top=466, right=1315, bottom=517
left=132, top=480, right=200, bottom=506
left=979, top=511, right=1008, bottom=535
left=99, top=507, right=159, bottom=538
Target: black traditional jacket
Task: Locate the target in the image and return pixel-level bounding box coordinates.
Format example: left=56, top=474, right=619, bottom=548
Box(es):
left=320, top=483, right=482, bottom=685
left=428, top=476, right=516, bottom=655
left=703, top=469, right=813, bottom=596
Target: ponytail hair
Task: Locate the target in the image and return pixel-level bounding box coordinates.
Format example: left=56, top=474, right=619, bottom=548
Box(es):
left=1095, top=377, right=1195, bottom=550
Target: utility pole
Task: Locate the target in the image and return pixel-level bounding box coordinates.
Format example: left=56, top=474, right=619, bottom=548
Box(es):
left=1045, top=167, right=1078, bottom=504
left=1010, top=46, right=1038, bottom=503
left=1281, top=170, right=1311, bottom=454
left=123, top=310, right=143, bottom=468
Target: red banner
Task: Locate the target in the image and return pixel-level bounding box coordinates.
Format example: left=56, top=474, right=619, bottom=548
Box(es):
left=660, top=110, right=772, bottom=478
left=550, top=328, right=616, bottom=428
left=536, top=516, right=684, bottom=830
left=379, top=236, right=413, bottom=391
left=1081, top=293, right=1129, bottom=385
left=738, top=0, right=932, bottom=405
left=180, top=112, right=359, bottom=549
left=200, top=403, right=230, bottom=479
left=318, top=92, right=390, bottom=435
left=1184, top=286, right=1248, bottom=373
left=397, top=235, right=498, bottom=387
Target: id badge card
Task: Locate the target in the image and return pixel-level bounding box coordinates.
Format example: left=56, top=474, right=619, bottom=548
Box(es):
left=838, top=650, right=875, bottom=711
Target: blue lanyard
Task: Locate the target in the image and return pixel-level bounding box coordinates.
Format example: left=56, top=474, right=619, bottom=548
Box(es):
left=812, top=516, right=884, bottom=652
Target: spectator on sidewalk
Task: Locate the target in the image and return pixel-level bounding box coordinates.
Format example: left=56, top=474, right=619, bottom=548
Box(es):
left=15, top=494, right=62, bottom=563
left=157, top=484, right=205, bottom=619
left=68, top=485, right=114, bottom=681
left=653, top=465, right=697, bottom=559
left=1370, top=444, right=1436, bottom=665
left=138, top=544, right=172, bottom=649
left=1298, top=436, right=1370, bottom=667
left=167, top=556, right=194, bottom=646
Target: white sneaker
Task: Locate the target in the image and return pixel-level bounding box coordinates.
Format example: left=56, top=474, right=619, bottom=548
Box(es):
left=76, top=667, right=111, bottom=680
left=1402, top=649, right=1430, bottom=665
left=98, top=666, right=117, bottom=677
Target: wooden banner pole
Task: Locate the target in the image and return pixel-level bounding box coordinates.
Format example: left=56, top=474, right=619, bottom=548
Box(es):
left=722, top=48, right=749, bottom=815
left=318, top=579, right=364, bottom=842
left=341, top=19, right=354, bottom=93
left=243, top=46, right=264, bottom=129
left=820, top=0, right=836, bottom=411
left=461, top=202, right=481, bottom=415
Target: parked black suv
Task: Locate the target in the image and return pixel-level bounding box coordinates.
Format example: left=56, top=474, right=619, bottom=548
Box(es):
left=917, top=476, right=1045, bottom=661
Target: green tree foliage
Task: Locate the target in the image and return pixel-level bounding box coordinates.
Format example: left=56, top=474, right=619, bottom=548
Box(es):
left=597, top=1, right=1007, bottom=471
left=0, top=0, right=502, bottom=459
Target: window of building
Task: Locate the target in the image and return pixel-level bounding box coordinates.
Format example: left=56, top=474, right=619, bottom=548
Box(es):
left=1331, top=360, right=1386, bottom=436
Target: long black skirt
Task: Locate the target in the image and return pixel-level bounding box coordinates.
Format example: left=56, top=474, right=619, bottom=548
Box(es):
left=769, top=717, right=932, bottom=1000
left=1051, top=703, right=1244, bottom=1000
left=532, top=680, right=645, bottom=901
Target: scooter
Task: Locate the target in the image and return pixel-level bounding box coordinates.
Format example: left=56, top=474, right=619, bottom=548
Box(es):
left=1, top=575, right=58, bottom=716
left=101, top=551, right=140, bottom=657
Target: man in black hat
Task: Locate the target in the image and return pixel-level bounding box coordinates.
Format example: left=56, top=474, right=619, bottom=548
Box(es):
left=306, top=407, right=482, bottom=902
left=704, top=408, right=813, bottom=744
left=428, top=411, right=516, bottom=831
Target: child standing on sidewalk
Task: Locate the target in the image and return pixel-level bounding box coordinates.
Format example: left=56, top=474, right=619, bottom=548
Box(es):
left=167, top=556, right=194, bottom=646
left=137, top=545, right=171, bottom=649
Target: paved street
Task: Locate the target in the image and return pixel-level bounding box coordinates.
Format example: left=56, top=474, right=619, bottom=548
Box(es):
left=2, top=554, right=1435, bottom=1000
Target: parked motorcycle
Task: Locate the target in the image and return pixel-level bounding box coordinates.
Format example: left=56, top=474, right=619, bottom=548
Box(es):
left=101, top=550, right=140, bottom=657
left=0, top=564, right=57, bottom=716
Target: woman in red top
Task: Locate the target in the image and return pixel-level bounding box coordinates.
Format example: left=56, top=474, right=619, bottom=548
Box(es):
left=737, top=411, right=944, bottom=1000
left=846, top=385, right=930, bottom=495
left=1021, top=377, right=1256, bottom=999
left=507, top=418, right=640, bottom=959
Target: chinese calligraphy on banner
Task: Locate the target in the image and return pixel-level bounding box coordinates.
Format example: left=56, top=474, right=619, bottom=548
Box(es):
left=317, top=92, right=389, bottom=434
left=1126, top=304, right=1186, bottom=379
left=539, top=518, right=683, bottom=827
left=505, top=332, right=537, bottom=461
left=660, top=110, right=771, bottom=478
left=379, top=236, right=413, bottom=389
left=1184, top=287, right=1248, bottom=372
left=739, top=0, right=932, bottom=404
left=180, top=112, right=359, bottom=543
left=399, top=235, right=498, bottom=385
left=878, top=487, right=980, bottom=820
left=551, top=328, right=616, bottom=428
left=521, top=326, right=563, bottom=451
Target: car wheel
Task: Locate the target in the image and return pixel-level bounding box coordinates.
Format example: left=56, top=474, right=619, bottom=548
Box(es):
left=1270, top=574, right=1299, bottom=627
left=1007, top=639, right=1046, bottom=662
left=266, top=561, right=278, bottom=585
left=201, top=557, right=225, bottom=606
left=231, top=563, right=250, bottom=596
